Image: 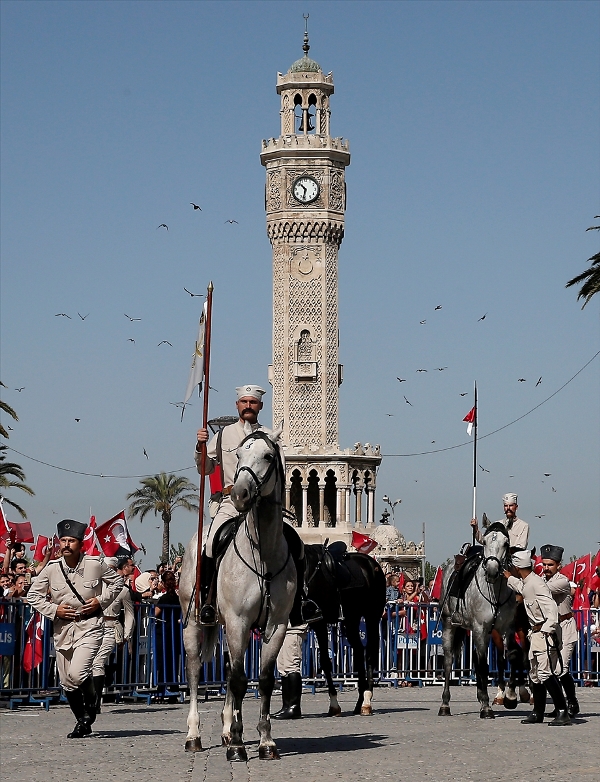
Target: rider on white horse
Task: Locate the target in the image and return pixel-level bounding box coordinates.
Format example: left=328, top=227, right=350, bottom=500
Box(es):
left=195, top=384, right=321, bottom=627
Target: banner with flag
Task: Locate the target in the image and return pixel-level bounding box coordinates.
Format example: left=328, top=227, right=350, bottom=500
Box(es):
left=463, top=407, right=476, bottom=436
left=182, top=301, right=207, bottom=417
left=22, top=611, right=45, bottom=673
left=6, top=519, right=35, bottom=543
left=351, top=530, right=378, bottom=555
left=30, top=535, right=50, bottom=562
left=96, top=510, right=139, bottom=557
left=561, top=554, right=591, bottom=586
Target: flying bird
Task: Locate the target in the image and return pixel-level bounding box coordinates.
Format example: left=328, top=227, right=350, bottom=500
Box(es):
left=535, top=515, right=545, bottom=519
left=518, top=378, right=526, bottom=382
left=478, top=313, right=487, bottom=321
left=190, top=203, right=202, bottom=210
left=396, top=377, right=407, bottom=383
left=551, top=487, right=557, bottom=492
left=6, top=425, right=13, bottom=430
left=183, top=287, right=202, bottom=297
left=169, top=401, right=189, bottom=408
left=460, top=392, right=468, bottom=396
left=536, top=377, right=542, bottom=386
left=157, top=224, right=168, bottom=230
left=403, top=395, right=412, bottom=406
left=434, top=305, right=442, bottom=310
left=77, top=313, right=89, bottom=320
left=127, top=338, right=135, bottom=343
left=14, top=387, right=25, bottom=392
left=124, top=314, right=141, bottom=321
left=143, top=448, right=149, bottom=459
left=436, top=367, right=448, bottom=371
left=225, top=219, right=239, bottom=224
left=431, top=440, right=435, bottom=444
left=416, top=369, right=427, bottom=373
left=419, top=320, right=426, bottom=325
left=55, top=313, right=71, bottom=319
left=385, top=413, right=394, bottom=417
left=479, top=464, right=490, bottom=473
left=509, top=475, right=514, bottom=478
left=157, top=340, right=173, bottom=347
left=74, top=418, right=80, bottom=422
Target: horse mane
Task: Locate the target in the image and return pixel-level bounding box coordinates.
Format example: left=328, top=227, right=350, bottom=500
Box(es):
left=484, top=522, right=509, bottom=538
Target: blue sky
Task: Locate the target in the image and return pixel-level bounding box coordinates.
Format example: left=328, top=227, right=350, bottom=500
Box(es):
left=1, top=1, right=598, bottom=567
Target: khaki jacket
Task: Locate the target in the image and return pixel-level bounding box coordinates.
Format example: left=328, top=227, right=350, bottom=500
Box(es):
left=476, top=516, right=529, bottom=549
left=195, top=420, right=267, bottom=486
left=103, top=584, right=135, bottom=641
left=507, top=571, right=559, bottom=633
left=546, top=571, right=578, bottom=645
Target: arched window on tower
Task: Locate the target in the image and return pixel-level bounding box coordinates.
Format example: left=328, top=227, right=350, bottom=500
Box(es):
left=294, top=328, right=317, bottom=380
left=289, top=469, right=303, bottom=526
left=294, top=94, right=304, bottom=134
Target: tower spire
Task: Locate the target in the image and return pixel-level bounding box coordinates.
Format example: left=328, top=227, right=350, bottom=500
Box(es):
left=303, top=13, right=310, bottom=56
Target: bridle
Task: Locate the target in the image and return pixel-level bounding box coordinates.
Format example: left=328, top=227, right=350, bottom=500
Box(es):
left=481, top=525, right=510, bottom=580
left=233, top=431, right=284, bottom=500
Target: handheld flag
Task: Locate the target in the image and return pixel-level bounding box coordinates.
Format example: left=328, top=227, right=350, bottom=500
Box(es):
left=7, top=519, right=35, bottom=543
left=351, top=530, right=378, bottom=555
left=22, top=612, right=44, bottom=672
left=96, top=511, right=140, bottom=557
left=0, top=499, right=10, bottom=539
left=182, top=301, right=207, bottom=418
left=31, top=535, right=50, bottom=562
left=430, top=566, right=443, bottom=600
left=82, top=516, right=101, bottom=556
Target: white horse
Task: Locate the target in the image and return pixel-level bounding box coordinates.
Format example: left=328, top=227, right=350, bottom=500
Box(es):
left=179, top=425, right=296, bottom=761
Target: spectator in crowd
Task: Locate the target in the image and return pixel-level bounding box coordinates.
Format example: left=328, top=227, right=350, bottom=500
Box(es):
left=134, top=572, right=160, bottom=601
left=6, top=574, right=28, bottom=599
left=386, top=573, right=400, bottom=603
left=3, top=541, right=50, bottom=577
left=0, top=573, right=13, bottom=596
left=154, top=571, right=182, bottom=702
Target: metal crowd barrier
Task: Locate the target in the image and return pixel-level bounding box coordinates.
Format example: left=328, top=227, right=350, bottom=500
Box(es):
left=1, top=599, right=598, bottom=709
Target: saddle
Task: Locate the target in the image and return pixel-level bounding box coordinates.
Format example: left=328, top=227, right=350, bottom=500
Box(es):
left=212, top=516, right=303, bottom=569
left=448, top=545, right=483, bottom=599
left=322, top=541, right=353, bottom=589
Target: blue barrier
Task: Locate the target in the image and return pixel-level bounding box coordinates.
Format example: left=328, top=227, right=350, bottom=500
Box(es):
left=1, top=599, right=598, bottom=709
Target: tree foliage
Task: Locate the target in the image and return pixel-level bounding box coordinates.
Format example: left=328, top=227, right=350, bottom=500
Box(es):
left=566, top=218, right=600, bottom=308
left=0, top=384, right=34, bottom=518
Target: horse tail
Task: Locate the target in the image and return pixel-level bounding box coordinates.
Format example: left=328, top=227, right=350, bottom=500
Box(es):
left=200, top=624, right=219, bottom=663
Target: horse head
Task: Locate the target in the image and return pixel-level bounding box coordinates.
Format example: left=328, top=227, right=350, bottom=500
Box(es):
left=230, top=424, right=284, bottom=513
left=481, top=522, right=510, bottom=583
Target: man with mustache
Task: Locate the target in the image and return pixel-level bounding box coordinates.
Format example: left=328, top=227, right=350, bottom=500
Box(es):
left=194, top=384, right=320, bottom=627
left=27, top=519, right=123, bottom=738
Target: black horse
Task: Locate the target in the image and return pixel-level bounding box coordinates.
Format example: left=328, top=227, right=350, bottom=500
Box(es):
left=304, top=542, right=387, bottom=716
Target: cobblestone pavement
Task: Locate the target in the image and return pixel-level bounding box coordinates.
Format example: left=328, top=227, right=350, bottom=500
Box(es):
left=1, top=686, right=597, bottom=782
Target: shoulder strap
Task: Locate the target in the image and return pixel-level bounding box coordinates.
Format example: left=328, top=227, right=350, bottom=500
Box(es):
left=58, top=560, right=86, bottom=605
left=216, top=427, right=225, bottom=487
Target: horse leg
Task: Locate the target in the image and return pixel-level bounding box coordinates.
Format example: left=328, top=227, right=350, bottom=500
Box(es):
left=360, top=614, right=381, bottom=716
left=438, top=620, right=454, bottom=716
left=314, top=620, right=341, bottom=716
left=491, top=629, right=507, bottom=706
left=502, top=631, right=521, bottom=709
left=183, top=623, right=203, bottom=752
left=256, top=627, right=286, bottom=760
left=473, top=627, right=494, bottom=719
left=343, top=615, right=368, bottom=715
left=225, top=658, right=248, bottom=762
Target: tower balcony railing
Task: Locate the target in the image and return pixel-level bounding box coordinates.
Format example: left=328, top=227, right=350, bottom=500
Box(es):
left=261, top=135, right=350, bottom=153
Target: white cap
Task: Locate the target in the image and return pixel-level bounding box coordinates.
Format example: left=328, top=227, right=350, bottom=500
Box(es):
left=512, top=550, right=532, bottom=568
left=502, top=493, right=518, bottom=504
left=236, top=385, right=266, bottom=401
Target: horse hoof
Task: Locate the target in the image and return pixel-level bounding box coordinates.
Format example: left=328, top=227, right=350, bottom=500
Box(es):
left=503, top=697, right=518, bottom=710
left=221, top=735, right=231, bottom=746
left=438, top=706, right=451, bottom=716
left=360, top=705, right=373, bottom=716
left=328, top=706, right=342, bottom=717
left=519, top=688, right=531, bottom=703
left=492, top=697, right=504, bottom=706
left=258, top=745, right=280, bottom=760
left=185, top=738, right=203, bottom=752
left=480, top=710, right=495, bottom=719
left=226, top=746, right=248, bottom=762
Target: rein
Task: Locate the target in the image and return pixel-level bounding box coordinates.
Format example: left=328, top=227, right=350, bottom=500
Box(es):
left=474, top=527, right=512, bottom=618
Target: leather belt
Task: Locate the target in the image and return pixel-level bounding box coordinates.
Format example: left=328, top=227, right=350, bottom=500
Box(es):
left=531, top=623, right=543, bottom=632
left=222, top=486, right=233, bottom=496
left=559, top=613, right=573, bottom=622
left=68, top=608, right=102, bottom=622
left=104, top=617, right=118, bottom=622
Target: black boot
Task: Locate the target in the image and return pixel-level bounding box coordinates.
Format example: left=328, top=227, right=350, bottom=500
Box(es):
left=64, top=688, right=92, bottom=738
left=545, top=676, right=571, bottom=726
left=272, top=673, right=302, bottom=719
left=80, top=676, right=97, bottom=725
left=521, top=682, right=546, bottom=724
left=560, top=673, right=580, bottom=717
left=289, top=556, right=322, bottom=627
left=199, top=553, right=217, bottom=626
left=93, top=675, right=105, bottom=715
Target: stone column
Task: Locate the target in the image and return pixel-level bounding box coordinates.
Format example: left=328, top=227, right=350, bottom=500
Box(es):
left=355, top=487, right=363, bottom=526
left=366, top=487, right=375, bottom=528
left=337, top=487, right=345, bottom=526
left=285, top=486, right=291, bottom=512
left=318, top=484, right=326, bottom=527
left=345, top=488, right=351, bottom=525
left=302, top=483, right=308, bottom=527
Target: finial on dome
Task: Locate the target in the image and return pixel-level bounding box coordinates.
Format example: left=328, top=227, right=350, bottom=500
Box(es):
left=303, top=14, right=310, bottom=55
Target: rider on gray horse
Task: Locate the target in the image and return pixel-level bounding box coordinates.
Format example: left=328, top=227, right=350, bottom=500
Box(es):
left=195, top=384, right=321, bottom=627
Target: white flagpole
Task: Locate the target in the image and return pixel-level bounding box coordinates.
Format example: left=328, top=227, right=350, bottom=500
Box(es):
left=472, top=381, right=478, bottom=544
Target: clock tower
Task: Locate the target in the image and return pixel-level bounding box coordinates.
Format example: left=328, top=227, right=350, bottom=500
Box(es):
left=261, top=30, right=381, bottom=542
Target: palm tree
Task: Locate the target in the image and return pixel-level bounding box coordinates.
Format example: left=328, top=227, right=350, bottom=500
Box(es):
left=126, top=472, right=199, bottom=563
left=0, top=445, right=35, bottom=519
left=566, top=218, right=600, bottom=308
left=0, top=381, right=18, bottom=439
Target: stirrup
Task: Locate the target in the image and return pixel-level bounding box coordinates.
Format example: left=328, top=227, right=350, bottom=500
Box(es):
left=199, top=604, right=217, bottom=626
left=301, top=599, right=323, bottom=625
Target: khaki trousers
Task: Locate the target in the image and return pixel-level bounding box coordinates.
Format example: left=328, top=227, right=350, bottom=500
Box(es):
left=277, top=626, right=307, bottom=677
left=92, top=622, right=117, bottom=676
left=205, top=497, right=241, bottom=558
left=56, top=622, right=104, bottom=691
left=528, top=630, right=560, bottom=685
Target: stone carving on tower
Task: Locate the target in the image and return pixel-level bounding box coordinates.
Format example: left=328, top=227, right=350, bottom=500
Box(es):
left=261, top=29, right=382, bottom=545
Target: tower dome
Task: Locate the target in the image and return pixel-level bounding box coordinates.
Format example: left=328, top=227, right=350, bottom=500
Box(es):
left=289, top=26, right=321, bottom=73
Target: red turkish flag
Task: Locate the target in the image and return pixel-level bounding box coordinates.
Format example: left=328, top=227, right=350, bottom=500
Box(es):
left=50, top=535, right=62, bottom=560
left=351, top=530, right=378, bottom=555
left=572, top=554, right=591, bottom=587
left=31, top=535, right=50, bottom=562
left=560, top=561, right=575, bottom=581
left=6, top=520, right=34, bottom=543
left=463, top=407, right=476, bottom=435
left=22, top=612, right=44, bottom=672
left=532, top=555, right=544, bottom=577
left=589, top=550, right=600, bottom=592
left=82, top=516, right=101, bottom=556
left=431, top=567, right=443, bottom=600
left=0, top=499, right=10, bottom=539
left=96, top=510, right=139, bottom=557
left=130, top=565, right=142, bottom=591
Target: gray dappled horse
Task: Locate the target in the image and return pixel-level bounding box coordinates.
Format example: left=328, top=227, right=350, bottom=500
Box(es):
left=438, top=523, right=521, bottom=719
left=178, top=425, right=296, bottom=760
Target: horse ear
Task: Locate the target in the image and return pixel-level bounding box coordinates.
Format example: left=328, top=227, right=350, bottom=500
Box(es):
left=271, top=421, right=284, bottom=442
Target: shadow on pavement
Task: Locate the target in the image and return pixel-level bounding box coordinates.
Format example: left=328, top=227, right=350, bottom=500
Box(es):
left=107, top=707, right=181, bottom=714
left=94, top=729, right=183, bottom=738
left=272, top=732, right=387, bottom=755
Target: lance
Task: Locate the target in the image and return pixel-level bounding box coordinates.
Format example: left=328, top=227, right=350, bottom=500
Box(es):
left=194, top=282, right=214, bottom=623
left=471, top=381, right=478, bottom=546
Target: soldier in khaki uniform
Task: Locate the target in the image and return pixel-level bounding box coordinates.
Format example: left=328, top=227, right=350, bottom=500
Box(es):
left=272, top=623, right=308, bottom=719
left=27, top=519, right=123, bottom=738
left=194, top=384, right=321, bottom=628
left=471, top=493, right=529, bottom=552
left=540, top=543, right=580, bottom=718
left=91, top=556, right=135, bottom=714
left=505, top=550, right=571, bottom=726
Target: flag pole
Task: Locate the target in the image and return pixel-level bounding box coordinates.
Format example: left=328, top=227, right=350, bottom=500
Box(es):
left=194, top=281, right=214, bottom=624
left=472, top=381, right=478, bottom=545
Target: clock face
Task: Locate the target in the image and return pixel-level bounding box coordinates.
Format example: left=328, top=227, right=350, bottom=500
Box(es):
left=292, top=176, right=319, bottom=204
